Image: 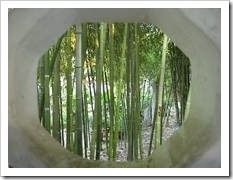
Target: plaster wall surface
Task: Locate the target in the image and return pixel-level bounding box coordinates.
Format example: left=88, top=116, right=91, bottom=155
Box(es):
left=8, top=8, right=221, bottom=168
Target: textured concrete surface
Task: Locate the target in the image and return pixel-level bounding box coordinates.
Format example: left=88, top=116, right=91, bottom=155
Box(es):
left=8, top=8, right=221, bottom=168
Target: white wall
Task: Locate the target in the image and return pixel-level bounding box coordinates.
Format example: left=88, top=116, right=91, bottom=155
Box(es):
left=8, top=8, right=221, bottom=168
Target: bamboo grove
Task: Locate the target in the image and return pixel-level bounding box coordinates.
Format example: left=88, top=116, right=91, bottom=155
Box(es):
left=37, top=23, right=191, bottom=161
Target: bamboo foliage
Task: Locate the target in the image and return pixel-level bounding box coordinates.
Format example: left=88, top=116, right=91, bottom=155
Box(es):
left=168, top=43, right=191, bottom=126
left=37, top=23, right=191, bottom=162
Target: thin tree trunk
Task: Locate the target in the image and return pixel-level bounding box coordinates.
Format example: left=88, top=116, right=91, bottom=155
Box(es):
left=148, top=80, right=158, bottom=156
left=44, top=50, right=51, bottom=133
left=170, top=46, right=181, bottom=126
left=75, top=24, right=83, bottom=156
left=65, top=29, right=73, bottom=151
left=102, top=69, right=109, bottom=153
left=134, top=23, right=142, bottom=159
left=59, top=61, right=65, bottom=146
left=108, top=23, right=115, bottom=160
left=127, top=23, right=133, bottom=161
left=82, top=23, right=89, bottom=158
left=38, top=57, right=44, bottom=125
left=83, top=83, right=89, bottom=158
left=184, top=83, right=191, bottom=121
left=95, top=22, right=107, bottom=160
left=104, top=70, right=110, bottom=152
left=52, top=49, right=61, bottom=142
left=154, top=34, right=168, bottom=148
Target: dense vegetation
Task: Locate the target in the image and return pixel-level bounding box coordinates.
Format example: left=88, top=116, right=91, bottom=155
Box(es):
left=37, top=23, right=191, bottom=161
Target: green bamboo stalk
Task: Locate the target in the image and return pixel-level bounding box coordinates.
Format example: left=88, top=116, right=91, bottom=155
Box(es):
left=75, top=24, right=83, bottom=156
left=95, top=22, right=107, bottom=160
left=65, top=29, right=73, bottom=151
left=108, top=23, right=115, bottom=160
left=44, top=50, right=51, bottom=133
left=81, top=23, right=88, bottom=158
left=155, top=34, right=168, bottom=148
left=52, top=48, right=61, bottom=142
left=83, top=83, right=89, bottom=158
left=102, top=69, right=109, bottom=153
left=127, top=23, right=133, bottom=161
left=37, top=56, right=44, bottom=124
